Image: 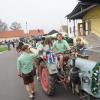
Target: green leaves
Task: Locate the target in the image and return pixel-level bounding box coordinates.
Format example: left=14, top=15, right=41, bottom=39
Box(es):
left=91, top=63, right=100, bottom=95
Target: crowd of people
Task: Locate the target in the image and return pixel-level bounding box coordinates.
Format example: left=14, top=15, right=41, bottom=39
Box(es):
left=0, top=39, right=19, bottom=50
left=16, top=33, right=86, bottom=99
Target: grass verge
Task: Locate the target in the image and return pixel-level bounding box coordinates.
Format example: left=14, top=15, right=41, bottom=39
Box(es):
left=0, top=47, right=8, bottom=52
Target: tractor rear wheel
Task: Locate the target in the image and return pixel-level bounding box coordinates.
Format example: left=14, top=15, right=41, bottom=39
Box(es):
left=39, top=61, right=56, bottom=96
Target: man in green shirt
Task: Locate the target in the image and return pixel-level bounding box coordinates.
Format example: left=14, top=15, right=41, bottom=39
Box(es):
left=36, top=40, right=43, bottom=56
left=17, top=45, right=38, bottom=99
left=53, top=33, right=70, bottom=68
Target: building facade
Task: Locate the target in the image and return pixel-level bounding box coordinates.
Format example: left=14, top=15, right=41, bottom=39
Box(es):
left=66, top=2, right=100, bottom=37
left=0, top=29, right=45, bottom=41
left=83, top=6, right=100, bottom=37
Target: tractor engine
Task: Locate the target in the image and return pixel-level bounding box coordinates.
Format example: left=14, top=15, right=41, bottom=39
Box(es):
left=72, top=58, right=100, bottom=98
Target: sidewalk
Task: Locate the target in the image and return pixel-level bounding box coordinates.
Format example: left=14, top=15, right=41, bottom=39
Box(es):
left=87, top=47, right=100, bottom=62
left=87, top=46, right=100, bottom=54
left=83, top=33, right=100, bottom=49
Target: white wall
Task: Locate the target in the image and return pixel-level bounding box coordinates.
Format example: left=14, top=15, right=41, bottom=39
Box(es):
left=67, top=19, right=82, bottom=38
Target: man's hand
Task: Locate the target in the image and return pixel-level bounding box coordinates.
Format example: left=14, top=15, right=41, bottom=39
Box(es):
left=17, top=71, right=22, bottom=77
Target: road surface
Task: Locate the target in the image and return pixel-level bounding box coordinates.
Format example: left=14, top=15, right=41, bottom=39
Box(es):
left=0, top=48, right=99, bottom=100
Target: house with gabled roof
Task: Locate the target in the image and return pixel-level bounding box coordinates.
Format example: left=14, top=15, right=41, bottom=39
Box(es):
left=0, top=29, right=45, bottom=41
left=66, top=2, right=100, bottom=38
left=0, top=30, right=24, bottom=41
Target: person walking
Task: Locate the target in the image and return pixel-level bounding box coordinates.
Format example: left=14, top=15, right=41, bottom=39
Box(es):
left=11, top=40, right=15, bottom=48
left=7, top=40, right=11, bottom=50
left=17, top=44, right=38, bottom=99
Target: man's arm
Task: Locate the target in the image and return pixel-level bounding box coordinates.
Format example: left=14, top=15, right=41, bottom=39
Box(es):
left=29, top=47, right=39, bottom=55
left=37, top=44, right=43, bottom=51
left=17, top=59, right=22, bottom=76
left=64, top=40, right=70, bottom=50
left=52, top=41, right=57, bottom=51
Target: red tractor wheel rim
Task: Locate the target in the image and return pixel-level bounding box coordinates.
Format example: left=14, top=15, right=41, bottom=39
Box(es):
left=40, top=65, right=49, bottom=92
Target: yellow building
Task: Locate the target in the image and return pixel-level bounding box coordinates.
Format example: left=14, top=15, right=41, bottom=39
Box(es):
left=83, top=6, right=100, bottom=37
left=67, top=2, right=100, bottom=37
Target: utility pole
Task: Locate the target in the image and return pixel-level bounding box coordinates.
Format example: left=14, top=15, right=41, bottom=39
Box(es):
left=25, top=21, right=28, bottom=35
left=73, top=19, right=76, bottom=37
left=26, top=21, right=27, bottom=32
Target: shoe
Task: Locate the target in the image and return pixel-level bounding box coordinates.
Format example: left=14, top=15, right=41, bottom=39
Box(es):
left=32, top=91, right=35, bottom=95
left=29, top=94, right=34, bottom=99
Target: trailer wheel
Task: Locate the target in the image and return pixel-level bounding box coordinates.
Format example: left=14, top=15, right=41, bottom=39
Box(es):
left=39, top=61, right=56, bottom=96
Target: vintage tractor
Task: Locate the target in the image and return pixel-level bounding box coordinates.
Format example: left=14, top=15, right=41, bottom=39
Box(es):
left=38, top=48, right=100, bottom=100
left=38, top=50, right=71, bottom=96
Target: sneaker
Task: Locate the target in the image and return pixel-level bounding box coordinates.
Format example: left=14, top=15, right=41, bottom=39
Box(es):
left=32, top=91, right=35, bottom=93
left=29, top=94, right=34, bottom=99
left=32, top=91, right=35, bottom=95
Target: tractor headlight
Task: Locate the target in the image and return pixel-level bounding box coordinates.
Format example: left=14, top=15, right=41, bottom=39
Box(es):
left=82, top=76, right=90, bottom=84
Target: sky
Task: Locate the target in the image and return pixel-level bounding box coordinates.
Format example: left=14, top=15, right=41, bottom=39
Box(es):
left=0, top=0, right=78, bottom=33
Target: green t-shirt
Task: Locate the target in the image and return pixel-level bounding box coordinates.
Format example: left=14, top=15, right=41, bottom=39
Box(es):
left=36, top=43, right=43, bottom=56
left=53, top=40, right=70, bottom=53
left=17, top=52, right=38, bottom=74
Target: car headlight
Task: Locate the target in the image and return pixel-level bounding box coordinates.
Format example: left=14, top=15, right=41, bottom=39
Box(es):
left=82, top=76, right=90, bottom=84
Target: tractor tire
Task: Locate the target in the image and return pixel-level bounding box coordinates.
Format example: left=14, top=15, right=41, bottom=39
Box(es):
left=39, top=61, right=56, bottom=96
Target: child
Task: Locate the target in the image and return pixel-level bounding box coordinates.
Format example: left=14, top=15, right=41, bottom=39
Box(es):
left=75, top=37, right=85, bottom=54
left=17, top=45, right=38, bottom=99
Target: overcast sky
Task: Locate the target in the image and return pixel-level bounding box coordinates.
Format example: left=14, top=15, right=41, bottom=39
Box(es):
left=0, top=0, right=78, bottom=32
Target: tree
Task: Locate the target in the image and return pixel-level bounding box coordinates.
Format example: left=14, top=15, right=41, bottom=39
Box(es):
left=10, top=22, right=22, bottom=30
left=0, top=20, right=8, bottom=32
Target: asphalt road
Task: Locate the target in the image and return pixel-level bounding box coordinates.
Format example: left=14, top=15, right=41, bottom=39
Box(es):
left=0, top=48, right=99, bottom=100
